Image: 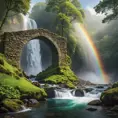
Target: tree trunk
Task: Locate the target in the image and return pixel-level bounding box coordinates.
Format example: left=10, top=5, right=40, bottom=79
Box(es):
left=61, top=20, right=64, bottom=36
left=0, top=9, right=9, bottom=30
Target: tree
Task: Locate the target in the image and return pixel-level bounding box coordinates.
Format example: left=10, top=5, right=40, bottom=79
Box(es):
left=94, top=0, right=118, bottom=23
left=46, top=0, right=84, bottom=37
left=0, top=0, right=30, bottom=30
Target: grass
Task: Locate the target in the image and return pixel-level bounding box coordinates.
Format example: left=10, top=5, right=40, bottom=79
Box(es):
left=0, top=73, right=41, bottom=93
left=0, top=53, right=47, bottom=98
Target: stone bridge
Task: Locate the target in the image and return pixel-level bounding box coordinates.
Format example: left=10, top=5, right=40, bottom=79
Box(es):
left=0, top=29, right=67, bottom=68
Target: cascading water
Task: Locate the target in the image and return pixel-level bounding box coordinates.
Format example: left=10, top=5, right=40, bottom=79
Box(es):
left=20, top=16, right=42, bottom=76
left=51, top=86, right=105, bottom=105
left=54, top=89, right=73, bottom=99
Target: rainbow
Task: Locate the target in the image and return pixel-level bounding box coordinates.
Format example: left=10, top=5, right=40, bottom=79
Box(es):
left=76, top=23, right=109, bottom=84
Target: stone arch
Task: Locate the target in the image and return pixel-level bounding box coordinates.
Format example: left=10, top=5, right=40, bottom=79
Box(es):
left=1, top=29, right=67, bottom=68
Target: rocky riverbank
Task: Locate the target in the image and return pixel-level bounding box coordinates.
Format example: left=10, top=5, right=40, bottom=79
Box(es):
left=0, top=53, right=47, bottom=113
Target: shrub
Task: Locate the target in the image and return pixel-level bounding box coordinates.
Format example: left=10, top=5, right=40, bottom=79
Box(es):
left=0, top=85, right=20, bottom=100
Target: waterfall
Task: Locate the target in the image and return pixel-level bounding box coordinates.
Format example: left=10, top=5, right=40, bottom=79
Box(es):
left=54, top=89, right=73, bottom=99
left=20, top=16, right=42, bottom=76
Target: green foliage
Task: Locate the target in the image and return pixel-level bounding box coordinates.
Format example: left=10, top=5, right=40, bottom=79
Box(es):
left=0, top=53, right=23, bottom=79
left=66, top=55, right=72, bottom=66
left=2, top=99, right=23, bottom=112
left=0, top=73, right=44, bottom=93
left=46, top=0, right=83, bottom=36
left=0, top=0, right=30, bottom=29
left=0, top=53, right=47, bottom=100
left=36, top=65, right=78, bottom=89
left=95, top=21, right=118, bottom=73
left=94, top=0, right=118, bottom=23
left=0, top=85, right=20, bottom=100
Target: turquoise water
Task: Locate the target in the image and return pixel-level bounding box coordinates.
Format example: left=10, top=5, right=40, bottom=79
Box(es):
left=1, top=99, right=118, bottom=118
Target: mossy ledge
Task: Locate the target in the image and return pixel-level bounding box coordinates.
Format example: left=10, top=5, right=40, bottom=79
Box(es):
left=0, top=53, right=46, bottom=113
left=36, top=65, right=79, bottom=89
left=100, top=82, right=118, bottom=106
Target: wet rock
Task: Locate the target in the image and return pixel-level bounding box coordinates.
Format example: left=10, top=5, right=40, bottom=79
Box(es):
left=45, top=88, right=55, bottom=98
left=29, top=99, right=39, bottom=105
left=23, top=99, right=39, bottom=106
left=74, top=89, right=84, bottom=97
left=23, top=99, right=29, bottom=104
left=112, top=82, right=118, bottom=88
left=2, top=99, right=24, bottom=112
left=0, top=107, right=9, bottom=113
left=86, top=107, right=97, bottom=111
left=84, top=88, right=93, bottom=93
left=88, top=100, right=102, bottom=106
left=32, top=81, right=40, bottom=87
left=111, top=105, right=118, bottom=112
left=96, top=86, right=104, bottom=89
left=100, top=87, right=118, bottom=106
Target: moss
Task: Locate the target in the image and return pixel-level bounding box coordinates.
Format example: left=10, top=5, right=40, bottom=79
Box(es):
left=100, top=87, right=118, bottom=106
left=0, top=53, right=21, bottom=78
left=0, top=53, right=47, bottom=100
left=2, top=99, right=23, bottom=112
left=112, top=82, right=118, bottom=88
left=36, top=66, right=78, bottom=88
left=66, top=55, right=72, bottom=67
left=0, top=73, right=47, bottom=98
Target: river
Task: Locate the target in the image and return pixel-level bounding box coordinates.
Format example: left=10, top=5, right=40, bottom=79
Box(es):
left=1, top=85, right=118, bottom=118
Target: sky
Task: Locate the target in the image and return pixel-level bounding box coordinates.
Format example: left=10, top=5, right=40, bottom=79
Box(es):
left=31, top=0, right=100, bottom=8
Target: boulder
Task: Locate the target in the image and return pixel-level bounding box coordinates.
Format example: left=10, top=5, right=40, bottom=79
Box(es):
left=96, top=86, right=104, bottom=89
left=45, top=88, right=55, bottom=98
left=84, top=88, right=93, bottom=93
left=112, top=82, right=118, bottom=88
left=88, top=100, right=102, bottom=106
left=100, top=87, right=118, bottom=106
left=2, top=99, right=24, bottom=112
left=0, top=107, right=9, bottom=113
left=29, top=99, right=39, bottom=105
left=74, top=89, right=84, bottom=97
left=32, top=81, right=40, bottom=87
left=86, top=107, right=97, bottom=111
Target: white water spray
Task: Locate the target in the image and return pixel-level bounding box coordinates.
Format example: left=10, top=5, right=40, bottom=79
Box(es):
left=54, top=89, right=73, bottom=99
left=73, top=23, right=105, bottom=84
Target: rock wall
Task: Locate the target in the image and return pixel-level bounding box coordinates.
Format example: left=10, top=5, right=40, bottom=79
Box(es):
left=0, top=29, right=67, bottom=68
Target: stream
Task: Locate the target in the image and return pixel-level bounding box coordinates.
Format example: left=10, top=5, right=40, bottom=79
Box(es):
left=1, top=85, right=118, bottom=118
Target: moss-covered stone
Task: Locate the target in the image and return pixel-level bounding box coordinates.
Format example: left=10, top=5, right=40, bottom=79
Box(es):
left=112, top=82, right=118, bottom=88
left=2, top=99, right=23, bottom=112
left=36, top=66, right=78, bottom=88
left=0, top=53, right=47, bottom=102
left=100, top=87, right=118, bottom=106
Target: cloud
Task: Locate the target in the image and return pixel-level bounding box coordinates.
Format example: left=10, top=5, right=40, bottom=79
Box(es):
left=86, top=6, right=96, bottom=15
left=86, top=6, right=104, bottom=17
